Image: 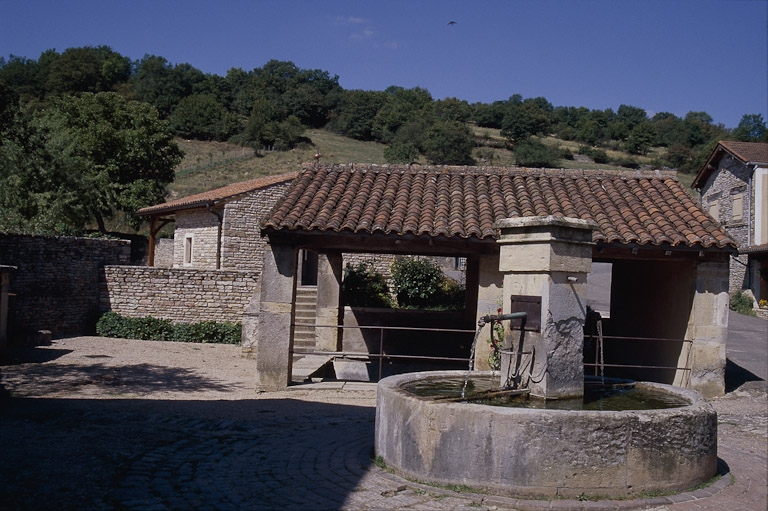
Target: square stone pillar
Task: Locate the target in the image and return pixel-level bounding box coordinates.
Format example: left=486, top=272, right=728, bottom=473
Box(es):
left=254, top=243, right=297, bottom=391
left=315, top=251, right=343, bottom=352
left=684, top=261, right=729, bottom=397
left=496, top=216, right=596, bottom=400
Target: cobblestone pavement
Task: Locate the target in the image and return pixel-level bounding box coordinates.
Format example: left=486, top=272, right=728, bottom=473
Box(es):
left=0, top=339, right=766, bottom=511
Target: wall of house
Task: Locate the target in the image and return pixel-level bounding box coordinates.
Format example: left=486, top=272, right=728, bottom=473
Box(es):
left=101, top=266, right=258, bottom=323
left=220, top=182, right=293, bottom=271
left=698, top=155, right=754, bottom=293
left=172, top=208, right=222, bottom=269
left=0, top=234, right=131, bottom=342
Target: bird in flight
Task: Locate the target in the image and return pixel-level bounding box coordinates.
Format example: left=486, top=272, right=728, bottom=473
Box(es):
left=448, top=21, right=457, bottom=26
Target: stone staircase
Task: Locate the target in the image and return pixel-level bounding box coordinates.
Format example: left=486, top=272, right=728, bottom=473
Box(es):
left=293, top=286, right=317, bottom=352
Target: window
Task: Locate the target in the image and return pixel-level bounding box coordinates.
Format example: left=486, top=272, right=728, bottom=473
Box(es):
left=708, top=199, right=719, bottom=222
left=732, top=193, right=743, bottom=223
left=184, top=236, right=193, bottom=265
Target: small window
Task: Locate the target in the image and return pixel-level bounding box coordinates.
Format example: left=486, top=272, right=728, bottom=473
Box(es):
left=184, top=236, right=193, bottom=265
left=708, top=199, right=719, bottom=222
left=732, top=193, right=743, bottom=222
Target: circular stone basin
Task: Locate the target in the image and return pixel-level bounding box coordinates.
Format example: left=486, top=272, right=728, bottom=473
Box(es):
left=375, top=371, right=718, bottom=499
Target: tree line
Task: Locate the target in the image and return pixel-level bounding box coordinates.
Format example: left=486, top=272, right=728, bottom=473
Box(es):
left=1, top=45, right=766, bottom=235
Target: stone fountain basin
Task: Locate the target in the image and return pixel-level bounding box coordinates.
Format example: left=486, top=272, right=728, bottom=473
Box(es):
left=375, top=370, right=718, bottom=499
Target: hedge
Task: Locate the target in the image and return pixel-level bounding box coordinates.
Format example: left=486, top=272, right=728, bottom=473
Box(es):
left=96, top=311, right=242, bottom=344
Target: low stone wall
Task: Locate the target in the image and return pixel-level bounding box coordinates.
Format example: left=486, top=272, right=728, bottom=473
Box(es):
left=101, top=266, right=258, bottom=324
left=0, top=234, right=131, bottom=341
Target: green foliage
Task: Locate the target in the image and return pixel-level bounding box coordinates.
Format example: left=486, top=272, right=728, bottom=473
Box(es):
left=390, top=257, right=464, bottom=310
left=169, top=94, right=240, bottom=141
left=729, top=291, right=756, bottom=317
left=514, top=138, right=561, bottom=167
left=624, top=122, right=657, bottom=155
left=341, top=263, right=393, bottom=308
left=96, top=311, right=242, bottom=343
left=171, top=321, right=242, bottom=344
left=384, top=142, right=419, bottom=164
left=578, top=145, right=609, bottom=164
left=96, top=311, right=173, bottom=341
left=421, top=120, right=475, bottom=165
left=391, top=257, right=444, bottom=308
left=732, top=113, right=767, bottom=142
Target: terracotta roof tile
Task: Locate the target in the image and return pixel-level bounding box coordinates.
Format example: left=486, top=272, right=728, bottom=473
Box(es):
left=136, top=172, right=297, bottom=216
left=261, top=164, right=736, bottom=250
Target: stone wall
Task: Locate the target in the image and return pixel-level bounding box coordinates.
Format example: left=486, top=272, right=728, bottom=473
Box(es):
left=698, top=155, right=754, bottom=293
left=0, top=234, right=131, bottom=341
left=221, top=182, right=292, bottom=271
left=172, top=208, right=221, bottom=269
left=101, top=266, right=258, bottom=323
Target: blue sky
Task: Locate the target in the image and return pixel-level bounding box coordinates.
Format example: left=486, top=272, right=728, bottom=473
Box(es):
left=1, top=0, right=766, bottom=128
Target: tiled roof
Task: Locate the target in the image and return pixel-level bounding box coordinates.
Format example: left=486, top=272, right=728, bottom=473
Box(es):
left=693, top=141, right=768, bottom=189
left=136, top=172, right=298, bottom=216
left=719, top=140, right=768, bottom=164
left=262, top=163, right=736, bottom=250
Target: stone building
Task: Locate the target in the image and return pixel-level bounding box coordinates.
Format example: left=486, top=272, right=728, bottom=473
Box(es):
left=692, top=141, right=768, bottom=312
left=136, top=172, right=298, bottom=271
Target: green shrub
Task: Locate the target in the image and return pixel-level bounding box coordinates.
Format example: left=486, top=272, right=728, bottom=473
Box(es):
left=341, top=263, right=393, bottom=308
left=96, top=312, right=241, bottom=344
left=391, top=256, right=444, bottom=308
left=730, top=291, right=756, bottom=316
left=171, top=321, right=242, bottom=344
left=436, top=277, right=466, bottom=310
left=514, top=138, right=561, bottom=167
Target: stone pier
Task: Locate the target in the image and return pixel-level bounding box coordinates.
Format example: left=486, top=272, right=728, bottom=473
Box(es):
left=496, top=216, right=597, bottom=400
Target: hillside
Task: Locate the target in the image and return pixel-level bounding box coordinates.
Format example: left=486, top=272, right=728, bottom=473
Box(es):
left=169, top=129, right=692, bottom=201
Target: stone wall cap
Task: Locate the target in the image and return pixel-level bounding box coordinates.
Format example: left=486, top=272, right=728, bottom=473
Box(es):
left=493, top=216, right=599, bottom=231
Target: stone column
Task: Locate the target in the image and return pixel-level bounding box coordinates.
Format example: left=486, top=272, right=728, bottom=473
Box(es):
left=684, top=260, right=729, bottom=397
left=496, top=216, right=596, bottom=400
left=315, top=251, right=343, bottom=352
left=254, top=242, right=297, bottom=391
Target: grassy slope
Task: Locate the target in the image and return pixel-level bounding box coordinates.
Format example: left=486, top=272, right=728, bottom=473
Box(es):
left=170, top=129, right=694, bottom=200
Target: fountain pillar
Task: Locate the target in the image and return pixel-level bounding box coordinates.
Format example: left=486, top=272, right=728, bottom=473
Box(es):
left=495, top=216, right=597, bottom=400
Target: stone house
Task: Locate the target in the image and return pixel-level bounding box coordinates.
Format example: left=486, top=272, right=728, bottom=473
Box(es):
left=136, top=172, right=298, bottom=271
left=251, top=163, right=736, bottom=397
left=692, top=141, right=768, bottom=312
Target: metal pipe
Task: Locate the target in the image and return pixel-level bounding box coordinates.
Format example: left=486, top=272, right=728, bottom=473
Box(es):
left=478, top=311, right=527, bottom=326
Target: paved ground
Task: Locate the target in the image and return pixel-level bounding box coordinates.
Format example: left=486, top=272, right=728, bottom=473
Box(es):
left=0, top=320, right=766, bottom=510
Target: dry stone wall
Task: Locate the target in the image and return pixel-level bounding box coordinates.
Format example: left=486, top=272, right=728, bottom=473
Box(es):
left=101, top=266, right=258, bottom=323
left=0, top=234, right=131, bottom=341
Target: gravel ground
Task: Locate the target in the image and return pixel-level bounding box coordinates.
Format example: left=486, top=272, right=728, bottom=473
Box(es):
left=0, top=336, right=765, bottom=511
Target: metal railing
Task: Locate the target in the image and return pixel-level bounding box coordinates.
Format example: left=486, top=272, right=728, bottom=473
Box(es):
left=292, top=324, right=476, bottom=381
left=294, top=324, right=695, bottom=383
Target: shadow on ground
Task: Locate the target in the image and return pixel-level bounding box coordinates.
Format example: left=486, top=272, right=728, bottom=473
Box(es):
left=0, top=395, right=375, bottom=510
left=0, top=361, right=240, bottom=397
left=725, top=358, right=765, bottom=393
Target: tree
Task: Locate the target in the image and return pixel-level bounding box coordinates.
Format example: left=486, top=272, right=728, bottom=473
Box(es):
left=514, top=138, right=561, bottom=167
left=373, top=86, right=434, bottom=143
left=624, top=122, right=657, bottom=155
left=45, top=46, right=131, bottom=95
left=34, top=92, right=182, bottom=232
left=327, top=89, right=388, bottom=140
left=732, top=114, right=767, bottom=142
left=169, top=94, right=240, bottom=141
left=131, top=55, right=205, bottom=117
left=421, top=120, right=475, bottom=165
